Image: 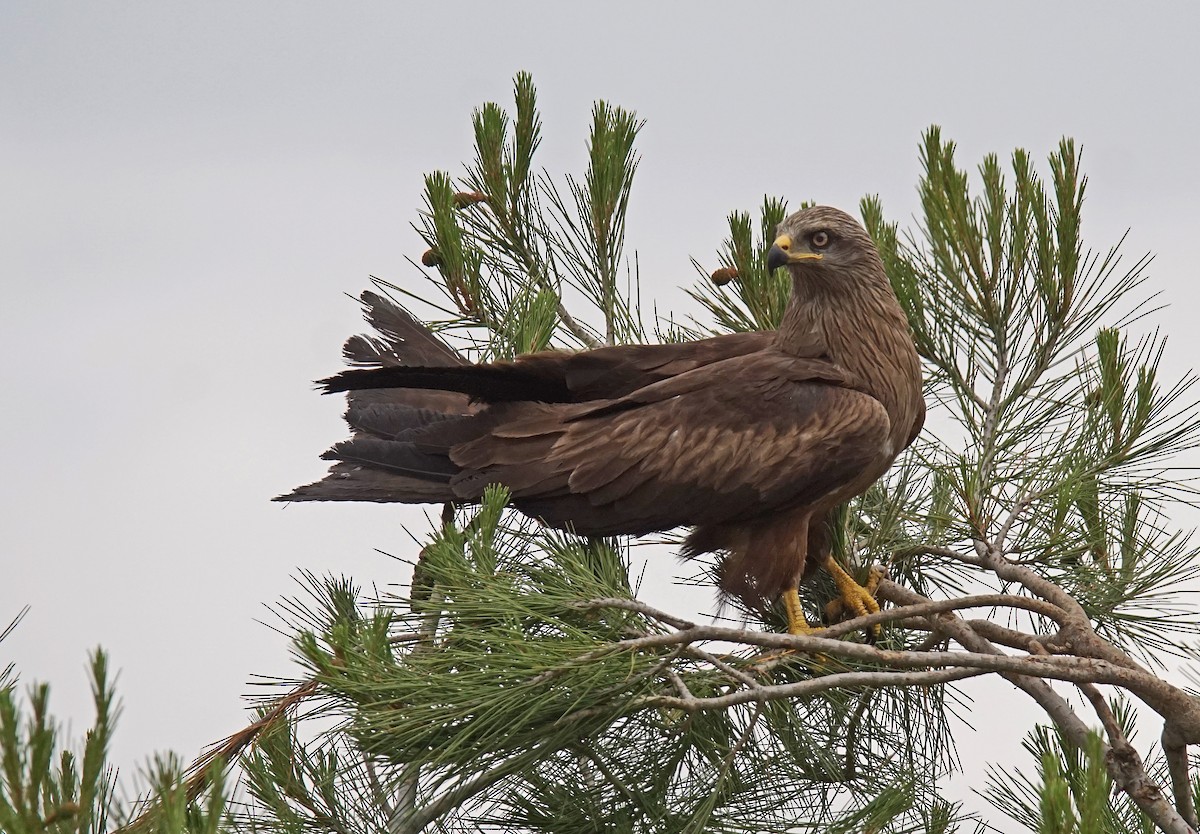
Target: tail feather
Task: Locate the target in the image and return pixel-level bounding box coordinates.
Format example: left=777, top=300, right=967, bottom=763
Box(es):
left=277, top=463, right=457, bottom=503
left=344, top=291, right=468, bottom=369
left=323, top=437, right=458, bottom=482
left=345, top=402, right=459, bottom=440
left=280, top=287, right=773, bottom=506
left=337, top=291, right=473, bottom=414
left=276, top=286, right=476, bottom=504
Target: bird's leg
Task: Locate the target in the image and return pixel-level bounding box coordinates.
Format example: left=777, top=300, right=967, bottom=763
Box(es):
left=756, top=516, right=827, bottom=665
left=746, top=589, right=825, bottom=672
left=823, top=555, right=882, bottom=638
left=782, top=588, right=823, bottom=636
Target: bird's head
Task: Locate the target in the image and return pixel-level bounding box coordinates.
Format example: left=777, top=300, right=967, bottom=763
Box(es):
left=766, top=206, right=884, bottom=289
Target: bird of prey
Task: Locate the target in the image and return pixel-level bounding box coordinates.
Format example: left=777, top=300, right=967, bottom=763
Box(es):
left=279, top=206, right=924, bottom=635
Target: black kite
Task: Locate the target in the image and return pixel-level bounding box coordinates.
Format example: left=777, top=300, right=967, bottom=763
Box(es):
left=280, top=206, right=924, bottom=635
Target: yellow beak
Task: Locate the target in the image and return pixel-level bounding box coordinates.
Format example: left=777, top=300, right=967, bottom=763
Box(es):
left=766, top=234, right=823, bottom=272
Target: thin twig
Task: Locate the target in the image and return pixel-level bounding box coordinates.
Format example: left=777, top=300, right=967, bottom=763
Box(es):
left=964, top=619, right=1053, bottom=654
left=560, top=619, right=1172, bottom=698
left=570, top=743, right=641, bottom=805
left=681, top=645, right=762, bottom=689
left=555, top=298, right=602, bottom=348
left=115, top=678, right=320, bottom=833
left=636, top=668, right=985, bottom=712
left=666, top=669, right=693, bottom=700
left=402, top=747, right=549, bottom=832
left=1077, top=682, right=1122, bottom=740
left=995, top=486, right=1036, bottom=552
left=842, top=692, right=874, bottom=779
left=575, top=597, right=696, bottom=629
left=362, top=755, right=397, bottom=823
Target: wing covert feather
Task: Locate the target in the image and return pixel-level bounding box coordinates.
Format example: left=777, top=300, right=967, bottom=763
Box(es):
left=444, top=351, right=891, bottom=535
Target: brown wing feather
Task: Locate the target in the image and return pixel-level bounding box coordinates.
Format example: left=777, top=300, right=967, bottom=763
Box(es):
left=906, top=396, right=926, bottom=448
left=441, top=350, right=891, bottom=536
left=322, top=329, right=805, bottom=404
left=552, top=330, right=798, bottom=399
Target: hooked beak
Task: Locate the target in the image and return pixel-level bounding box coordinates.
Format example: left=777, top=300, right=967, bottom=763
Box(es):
left=766, top=234, right=823, bottom=272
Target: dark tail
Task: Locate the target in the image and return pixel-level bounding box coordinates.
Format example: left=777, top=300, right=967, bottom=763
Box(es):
left=343, top=289, right=467, bottom=369
left=276, top=288, right=475, bottom=504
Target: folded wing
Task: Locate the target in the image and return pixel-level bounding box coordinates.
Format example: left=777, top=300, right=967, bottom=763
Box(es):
left=429, top=350, right=891, bottom=535
left=279, top=291, right=834, bottom=505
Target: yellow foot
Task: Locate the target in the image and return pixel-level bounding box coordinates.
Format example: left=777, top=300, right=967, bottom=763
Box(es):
left=755, top=588, right=828, bottom=668
left=823, top=556, right=883, bottom=639
left=782, top=588, right=820, bottom=636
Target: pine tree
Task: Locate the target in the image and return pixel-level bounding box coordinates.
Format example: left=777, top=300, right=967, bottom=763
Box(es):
left=6, top=72, right=1200, bottom=834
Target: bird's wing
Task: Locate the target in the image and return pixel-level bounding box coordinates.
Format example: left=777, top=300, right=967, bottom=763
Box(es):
left=435, top=350, right=892, bottom=536
left=905, top=395, right=926, bottom=449
left=284, top=287, right=836, bottom=505
left=320, top=329, right=819, bottom=403
left=540, top=329, right=797, bottom=399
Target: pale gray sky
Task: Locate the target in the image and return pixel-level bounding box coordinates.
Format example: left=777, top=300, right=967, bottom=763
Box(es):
left=3, top=1, right=1200, bottom=822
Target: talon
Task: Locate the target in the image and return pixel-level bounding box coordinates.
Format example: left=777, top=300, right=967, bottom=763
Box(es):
left=823, top=556, right=883, bottom=639
left=865, top=565, right=884, bottom=595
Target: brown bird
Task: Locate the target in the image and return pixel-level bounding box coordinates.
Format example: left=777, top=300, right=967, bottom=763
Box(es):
left=279, top=206, right=924, bottom=635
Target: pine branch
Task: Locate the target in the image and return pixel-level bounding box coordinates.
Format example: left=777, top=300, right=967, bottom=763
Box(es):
left=883, top=582, right=1196, bottom=833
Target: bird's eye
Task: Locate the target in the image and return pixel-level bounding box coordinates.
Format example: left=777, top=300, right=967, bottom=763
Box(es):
left=810, top=230, right=831, bottom=249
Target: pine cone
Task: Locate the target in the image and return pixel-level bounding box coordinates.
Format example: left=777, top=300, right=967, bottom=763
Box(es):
left=710, top=266, right=739, bottom=286
left=453, top=191, right=490, bottom=209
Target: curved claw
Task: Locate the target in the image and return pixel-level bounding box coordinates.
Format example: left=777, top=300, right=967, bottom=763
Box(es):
left=823, top=556, right=883, bottom=638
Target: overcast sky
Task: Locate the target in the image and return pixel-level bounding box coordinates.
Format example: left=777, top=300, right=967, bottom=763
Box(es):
left=4, top=1, right=1200, bottom=823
